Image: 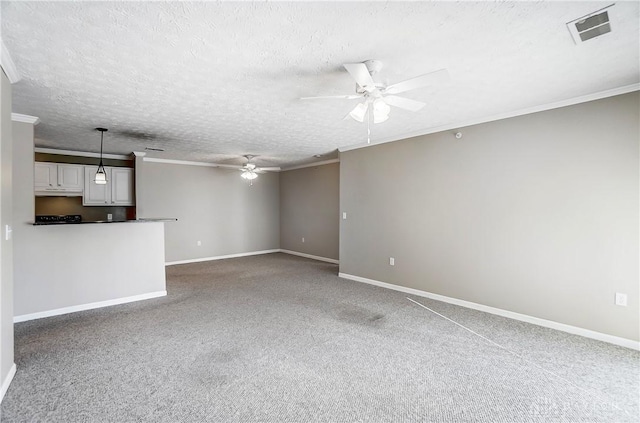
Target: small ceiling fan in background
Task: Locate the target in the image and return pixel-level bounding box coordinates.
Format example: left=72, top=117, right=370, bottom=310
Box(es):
left=238, top=155, right=279, bottom=185
left=302, top=60, right=450, bottom=124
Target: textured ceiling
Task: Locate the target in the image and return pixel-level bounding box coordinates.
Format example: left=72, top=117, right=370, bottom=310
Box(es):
left=2, top=1, right=639, bottom=168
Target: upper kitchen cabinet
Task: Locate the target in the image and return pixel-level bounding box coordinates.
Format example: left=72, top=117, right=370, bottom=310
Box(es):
left=84, top=166, right=134, bottom=206
left=111, top=167, right=135, bottom=205
left=35, top=162, right=84, bottom=195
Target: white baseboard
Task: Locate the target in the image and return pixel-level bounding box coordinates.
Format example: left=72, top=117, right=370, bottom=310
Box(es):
left=338, top=273, right=639, bottom=351
left=165, top=249, right=280, bottom=266
left=13, top=291, right=167, bottom=323
left=280, top=249, right=339, bottom=264
left=0, top=363, right=16, bottom=403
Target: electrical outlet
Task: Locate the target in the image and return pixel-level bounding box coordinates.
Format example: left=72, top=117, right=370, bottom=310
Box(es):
left=389, top=257, right=395, bottom=266
left=302, top=237, right=305, bottom=243
left=107, top=213, right=113, bottom=221
left=615, top=293, right=628, bottom=307
left=197, top=240, right=202, bottom=247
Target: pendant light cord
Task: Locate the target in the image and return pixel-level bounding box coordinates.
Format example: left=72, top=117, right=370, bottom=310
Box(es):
left=99, top=130, right=104, bottom=166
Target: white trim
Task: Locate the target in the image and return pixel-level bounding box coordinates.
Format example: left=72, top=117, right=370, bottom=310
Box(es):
left=11, top=113, right=40, bottom=125
left=166, top=249, right=280, bottom=265
left=132, top=151, right=147, bottom=157
left=282, top=159, right=340, bottom=171
left=141, top=157, right=283, bottom=172
left=143, top=157, right=218, bottom=167
left=339, top=84, right=640, bottom=153
left=1, top=40, right=21, bottom=83
left=34, top=147, right=131, bottom=160
left=216, top=163, right=282, bottom=172
left=280, top=249, right=339, bottom=264
left=0, top=363, right=16, bottom=404
left=13, top=291, right=167, bottom=323
left=338, top=272, right=640, bottom=351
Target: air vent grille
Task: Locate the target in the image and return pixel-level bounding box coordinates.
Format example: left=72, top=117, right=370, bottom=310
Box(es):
left=567, top=4, right=614, bottom=44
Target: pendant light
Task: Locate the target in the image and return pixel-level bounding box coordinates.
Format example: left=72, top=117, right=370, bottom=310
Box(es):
left=95, top=128, right=108, bottom=185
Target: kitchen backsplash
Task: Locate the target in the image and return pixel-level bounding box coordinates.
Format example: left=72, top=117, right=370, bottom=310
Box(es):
left=35, top=196, right=135, bottom=222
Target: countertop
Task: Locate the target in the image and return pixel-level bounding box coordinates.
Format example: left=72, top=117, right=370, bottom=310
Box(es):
left=33, top=218, right=177, bottom=226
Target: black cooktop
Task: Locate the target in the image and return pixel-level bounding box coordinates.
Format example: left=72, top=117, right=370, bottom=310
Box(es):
left=35, top=215, right=82, bottom=223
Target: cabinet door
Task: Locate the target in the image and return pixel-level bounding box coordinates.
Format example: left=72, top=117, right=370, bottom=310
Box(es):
left=83, top=166, right=111, bottom=205
left=57, top=164, right=84, bottom=191
left=111, top=168, right=134, bottom=206
left=34, top=162, right=57, bottom=190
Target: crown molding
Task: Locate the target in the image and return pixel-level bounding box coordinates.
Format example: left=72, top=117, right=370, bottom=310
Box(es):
left=0, top=40, right=21, bottom=83
left=282, top=159, right=340, bottom=171
left=11, top=113, right=39, bottom=125
left=339, top=83, right=640, bottom=153
left=142, top=158, right=281, bottom=171
left=213, top=163, right=282, bottom=172
left=34, top=147, right=131, bottom=160
left=143, top=157, right=219, bottom=167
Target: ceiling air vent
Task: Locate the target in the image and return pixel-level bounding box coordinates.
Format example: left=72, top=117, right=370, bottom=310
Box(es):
left=567, top=4, right=614, bottom=44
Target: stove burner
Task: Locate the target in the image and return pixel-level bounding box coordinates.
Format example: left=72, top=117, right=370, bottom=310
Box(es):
left=35, top=215, right=82, bottom=223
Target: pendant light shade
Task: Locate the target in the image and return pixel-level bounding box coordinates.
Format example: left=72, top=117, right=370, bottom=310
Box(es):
left=95, top=128, right=108, bottom=185
left=95, top=169, right=107, bottom=184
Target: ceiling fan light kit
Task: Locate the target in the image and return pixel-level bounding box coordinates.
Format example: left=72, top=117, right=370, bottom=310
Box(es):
left=348, top=102, right=369, bottom=122
left=240, top=170, right=258, bottom=181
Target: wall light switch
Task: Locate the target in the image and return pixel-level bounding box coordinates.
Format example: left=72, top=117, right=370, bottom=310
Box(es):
left=302, top=237, right=305, bottom=243
left=342, top=212, right=347, bottom=220
left=5, top=225, right=12, bottom=241
left=389, top=257, right=395, bottom=266
left=197, top=240, right=202, bottom=246
left=615, top=292, right=628, bottom=307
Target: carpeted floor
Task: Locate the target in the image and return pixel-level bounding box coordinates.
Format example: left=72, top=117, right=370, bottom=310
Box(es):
left=2, top=253, right=638, bottom=422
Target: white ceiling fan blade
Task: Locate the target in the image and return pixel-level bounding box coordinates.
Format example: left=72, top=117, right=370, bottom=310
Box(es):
left=385, top=69, right=450, bottom=95
left=384, top=95, right=426, bottom=112
left=301, top=94, right=363, bottom=100
left=343, top=63, right=376, bottom=92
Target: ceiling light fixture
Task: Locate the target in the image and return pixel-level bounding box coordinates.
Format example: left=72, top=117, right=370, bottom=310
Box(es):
left=349, top=102, right=369, bottom=122
left=240, top=163, right=258, bottom=181
left=94, top=128, right=108, bottom=185
left=372, top=98, right=390, bottom=123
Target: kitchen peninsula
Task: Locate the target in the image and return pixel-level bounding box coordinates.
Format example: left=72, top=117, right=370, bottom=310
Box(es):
left=12, top=118, right=173, bottom=323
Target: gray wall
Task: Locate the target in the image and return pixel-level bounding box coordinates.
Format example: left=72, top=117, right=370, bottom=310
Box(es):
left=12, top=122, right=34, bottom=224
left=138, top=161, right=280, bottom=262
left=0, top=69, right=14, bottom=398
left=280, top=162, right=339, bottom=260
left=340, top=92, right=639, bottom=341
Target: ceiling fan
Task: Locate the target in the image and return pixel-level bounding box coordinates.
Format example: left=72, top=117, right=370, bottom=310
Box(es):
left=238, top=155, right=279, bottom=184
left=302, top=60, right=450, bottom=123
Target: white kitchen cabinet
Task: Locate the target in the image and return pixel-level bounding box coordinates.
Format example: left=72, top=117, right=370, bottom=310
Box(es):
left=110, top=167, right=135, bottom=205
left=34, top=162, right=84, bottom=195
left=57, top=164, right=84, bottom=191
left=34, top=162, right=57, bottom=190
left=83, top=166, right=134, bottom=206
